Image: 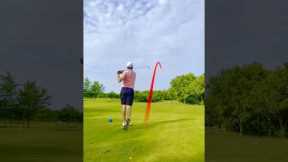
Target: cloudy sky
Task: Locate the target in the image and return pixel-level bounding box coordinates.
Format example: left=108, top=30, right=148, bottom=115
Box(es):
left=0, top=1, right=82, bottom=108
left=84, top=0, right=204, bottom=92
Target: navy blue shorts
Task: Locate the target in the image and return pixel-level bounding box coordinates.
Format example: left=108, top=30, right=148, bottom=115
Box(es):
left=120, top=87, right=134, bottom=106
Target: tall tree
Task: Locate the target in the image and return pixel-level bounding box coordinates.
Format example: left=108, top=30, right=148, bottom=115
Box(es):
left=0, top=72, right=18, bottom=120
left=83, top=78, right=104, bottom=98
left=90, top=81, right=104, bottom=97
left=83, top=77, right=91, bottom=97
left=0, top=72, right=17, bottom=106
left=17, top=81, right=50, bottom=127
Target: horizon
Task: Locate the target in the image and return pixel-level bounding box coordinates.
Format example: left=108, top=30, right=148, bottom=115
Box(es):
left=84, top=71, right=204, bottom=93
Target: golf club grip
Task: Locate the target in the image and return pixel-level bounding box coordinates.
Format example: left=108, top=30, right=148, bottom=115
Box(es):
left=117, top=70, right=124, bottom=74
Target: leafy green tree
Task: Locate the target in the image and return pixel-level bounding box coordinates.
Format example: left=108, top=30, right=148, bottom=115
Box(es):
left=106, top=91, right=119, bottom=99
left=90, top=81, right=104, bottom=97
left=58, top=104, right=82, bottom=123
left=206, top=63, right=288, bottom=136
left=135, top=91, right=148, bottom=102
left=83, top=78, right=104, bottom=98
left=83, top=78, right=91, bottom=97
left=256, top=65, right=288, bottom=136
left=0, top=72, right=18, bottom=121
left=169, top=73, right=196, bottom=102
left=185, top=74, right=205, bottom=104
left=34, top=107, right=58, bottom=121
left=206, top=64, right=269, bottom=133
left=17, top=81, right=50, bottom=127
left=169, top=73, right=204, bottom=104
left=0, top=73, right=17, bottom=106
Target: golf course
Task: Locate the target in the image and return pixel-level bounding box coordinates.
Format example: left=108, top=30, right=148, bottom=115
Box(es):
left=84, top=98, right=204, bottom=162
left=0, top=122, right=82, bottom=162
left=206, top=128, right=288, bottom=162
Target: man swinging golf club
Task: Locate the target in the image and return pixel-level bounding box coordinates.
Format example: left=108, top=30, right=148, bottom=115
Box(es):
left=117, top=62, right=136, bottom=129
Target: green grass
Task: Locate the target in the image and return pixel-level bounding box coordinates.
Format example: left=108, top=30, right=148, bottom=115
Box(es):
left=0, top=122, right=82, bottom=162
left=206, top=128, right=288, bottom=162
left=84, top=98, right=204, bottom=162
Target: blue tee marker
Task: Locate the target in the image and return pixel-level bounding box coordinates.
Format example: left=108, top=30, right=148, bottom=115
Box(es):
left=108, top=117, right=113, bottom=123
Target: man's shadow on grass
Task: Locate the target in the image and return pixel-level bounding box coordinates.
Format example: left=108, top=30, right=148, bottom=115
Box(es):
left=132, top=118, right=193, bottom=130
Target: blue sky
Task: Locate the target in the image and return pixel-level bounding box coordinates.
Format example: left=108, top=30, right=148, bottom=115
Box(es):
left=84, top=0, right=204, bottom=92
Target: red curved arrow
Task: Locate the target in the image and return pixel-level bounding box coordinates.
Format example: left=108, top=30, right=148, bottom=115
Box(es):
left=144, top=61, right=162, bottom=124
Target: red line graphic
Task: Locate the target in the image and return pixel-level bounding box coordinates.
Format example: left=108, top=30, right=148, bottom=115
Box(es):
left=144, top=61, right=162, bottom=124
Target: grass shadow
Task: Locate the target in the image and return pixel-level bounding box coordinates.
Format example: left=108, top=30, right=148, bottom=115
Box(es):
left=132, top=118, right=194, bottom=130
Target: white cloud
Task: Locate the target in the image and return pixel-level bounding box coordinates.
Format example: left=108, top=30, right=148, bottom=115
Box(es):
left=158, top=0, right=168, bottom=5
left=84, top=0, right=204, bottom=92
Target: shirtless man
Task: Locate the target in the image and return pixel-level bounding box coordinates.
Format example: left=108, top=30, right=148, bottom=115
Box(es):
left=117, top=62, right=136, bottom=129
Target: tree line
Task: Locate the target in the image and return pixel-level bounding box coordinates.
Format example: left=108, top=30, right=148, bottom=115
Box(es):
left=0, top=73, right=82, bottom=128
left=206, top=63, right=288, bottom=137
left=84, top=73, right=205, bottom=105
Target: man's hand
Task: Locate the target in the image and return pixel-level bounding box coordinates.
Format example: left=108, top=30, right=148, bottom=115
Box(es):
left=117, top=70, right=124, bottom=83
left=117, top=70, right=124, bottom=75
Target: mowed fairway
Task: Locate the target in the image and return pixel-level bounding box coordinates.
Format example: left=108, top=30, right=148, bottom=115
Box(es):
left=206, top=128, right=288, bottom=162
left=0, top=122, right=82, bottom=162
left=84, top=98, right=204, bottom=162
